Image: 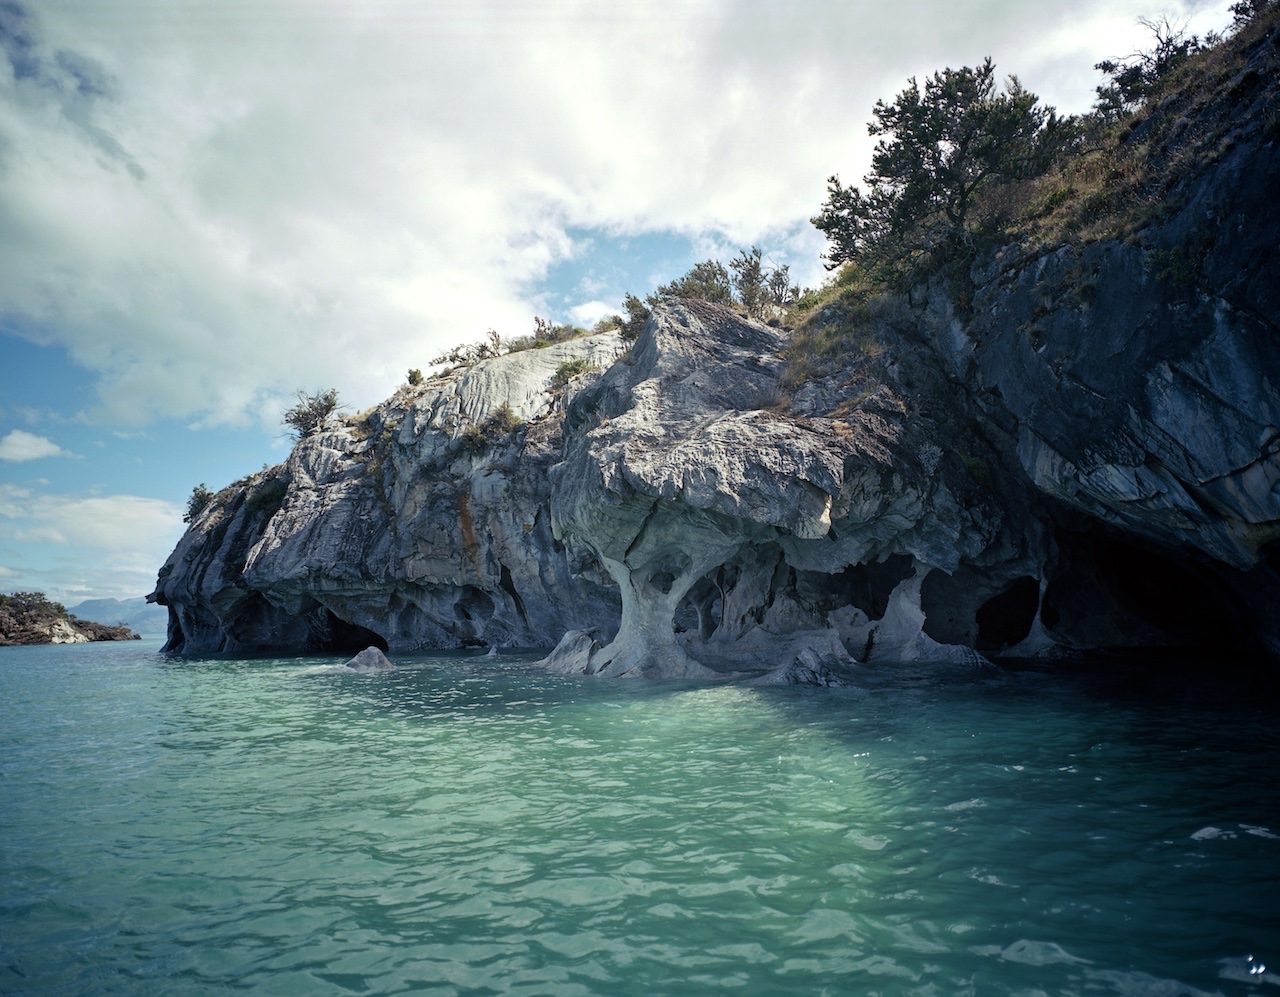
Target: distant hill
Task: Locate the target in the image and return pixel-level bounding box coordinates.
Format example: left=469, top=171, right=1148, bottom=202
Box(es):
left=70, top=597, right=170, bottom=636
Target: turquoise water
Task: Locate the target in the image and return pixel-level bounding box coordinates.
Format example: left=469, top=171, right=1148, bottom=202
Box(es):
left=1, top=640, right=1277, bottom=995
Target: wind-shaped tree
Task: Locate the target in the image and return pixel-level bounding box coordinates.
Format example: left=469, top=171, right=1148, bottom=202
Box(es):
left=813, top=58, right=1063, bottom=272
left=283, top=388, right=342, bottom=439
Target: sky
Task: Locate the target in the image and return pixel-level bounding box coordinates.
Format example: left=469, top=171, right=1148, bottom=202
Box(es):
left=0, top=0, right=1236, bottom=605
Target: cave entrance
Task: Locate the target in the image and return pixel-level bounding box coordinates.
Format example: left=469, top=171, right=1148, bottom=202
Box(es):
left=975, top=576, right=1040, bottom=652
left=1043, top=528, right=1255, bottom=653
left=837, top=554, right=916, bottom=621
left=319, top=610, right=389, bottom=654
left=670, top=550, right=919, bottom=642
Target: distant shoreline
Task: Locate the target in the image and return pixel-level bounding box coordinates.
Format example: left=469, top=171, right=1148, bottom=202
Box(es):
left=1, top=592, right=142, bottom=647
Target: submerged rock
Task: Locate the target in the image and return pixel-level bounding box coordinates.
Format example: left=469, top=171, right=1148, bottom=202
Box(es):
left=345, top=646, right=394, bottom=671
left=748, top=649, right=852, bottom=688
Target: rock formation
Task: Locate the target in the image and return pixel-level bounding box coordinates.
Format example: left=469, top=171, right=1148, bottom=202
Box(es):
left=345, top=646, right=394, bottom=671
left=540, top=299, right=1026, bottom=678
left=152, top=335, right=625, bottom=656
left=151, top=22, right=1279, bottom=675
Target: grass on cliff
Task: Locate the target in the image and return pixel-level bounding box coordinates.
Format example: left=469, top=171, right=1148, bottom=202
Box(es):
left=777, top=269, right=886, bottom=397
left=993, top=7, right=1280, bottom=251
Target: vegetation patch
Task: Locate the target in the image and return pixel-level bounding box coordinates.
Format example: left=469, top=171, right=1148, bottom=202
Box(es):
left=778, top=277, right=885, bottom=394
left=960, top=452, right=995, bottom=491
left=284, top=388, right=344, bottom=440
left=550, top=357, right=595, bottom=390
left=184, top=483, right=216, bottom=524
left=246, top=476, right=289, bottom=517
left=461, top=403, right=524, bottom=454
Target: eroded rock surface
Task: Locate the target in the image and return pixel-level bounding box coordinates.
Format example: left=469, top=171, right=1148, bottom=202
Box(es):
left=152, top=335, right=625, bottom=655
left=544, top=300, right=1036, bottom=678
left=346, top=646, right=394, bottom=671
left=151, top=264, right=1278, bottom=670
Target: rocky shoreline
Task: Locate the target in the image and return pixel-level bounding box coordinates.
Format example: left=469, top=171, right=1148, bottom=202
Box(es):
left=1, top=605, right=141, bottom=647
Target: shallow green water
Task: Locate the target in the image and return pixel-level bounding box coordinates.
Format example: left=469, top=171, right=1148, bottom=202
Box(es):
left=1, top=639, right=1276, bottom=995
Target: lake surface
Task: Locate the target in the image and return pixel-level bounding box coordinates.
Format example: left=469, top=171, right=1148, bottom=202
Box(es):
left=2, top=639, right=1276, bottom=995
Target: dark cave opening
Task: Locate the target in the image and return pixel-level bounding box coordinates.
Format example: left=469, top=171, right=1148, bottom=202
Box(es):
left=1043, top=528, right=1257, bottom=654
left=160, top=605, right=184, bottom=653
left=319, top=610, right=389, bottom=654
left=454, top=586, right=495, bottom=622
left=498, top=563, right=530, bottom=626
left=837, top=554, right=916, bottom=620
left=975, top=576, right=1040, bottom=652
left=671, top=550, right=919, bottom=640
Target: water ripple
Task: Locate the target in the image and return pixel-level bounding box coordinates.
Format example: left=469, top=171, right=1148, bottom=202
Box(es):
left=1, top=645, right=1277, bottom=994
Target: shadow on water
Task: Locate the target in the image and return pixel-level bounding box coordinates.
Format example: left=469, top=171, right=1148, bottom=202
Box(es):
left=157, top=640, right=1278, bottom=742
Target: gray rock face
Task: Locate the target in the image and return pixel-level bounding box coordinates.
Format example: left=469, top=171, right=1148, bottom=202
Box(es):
left=152, top=335, right=625, bottom=655
left=543, top=299, right=1031, bottom=678
left=151, top=263, right=1278, bottom=668
left=947, top=112, right=1280, bottom=656
left=960, top=231, right=1280, bottom=574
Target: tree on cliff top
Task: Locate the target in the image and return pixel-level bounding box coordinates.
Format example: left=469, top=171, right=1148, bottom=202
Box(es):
left=1231, top=0, right=1276, bottom=25
left=183, top=483, right=214, bottom=523
left=646, top=248, right=798, bottom=320
left=651, top=260, right=735, bottom=306
left=1092, top=17, right=1213, bottom=119
left=284, top=387, right=342, bottom=439
left=812, top=58, right=1064, bottom=272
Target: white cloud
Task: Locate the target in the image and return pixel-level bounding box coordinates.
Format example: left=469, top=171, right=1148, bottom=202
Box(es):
left=0, top=0, right=1235, bottom=428
left=0, top=483, right=184, bottom=601
left=568, top=300, right=617, bottom=328
left=0, top=428, right=71, bottom=461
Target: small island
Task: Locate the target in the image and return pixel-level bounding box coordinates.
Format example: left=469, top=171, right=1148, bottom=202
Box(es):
left=0, top=591, right=140, bottom=647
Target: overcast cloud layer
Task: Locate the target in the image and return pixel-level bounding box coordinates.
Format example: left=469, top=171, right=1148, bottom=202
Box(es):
left=2, top=0, right=1229, bottom=431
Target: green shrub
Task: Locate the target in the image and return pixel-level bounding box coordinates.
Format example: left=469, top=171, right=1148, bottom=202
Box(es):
left=551, top=357, right=594, bottom=390
left=503, top=335, right=538, bottom=353
left=184, top=483, right=215, bottom=524
left=283, top=388, right=342, bottom=439
left=960, top=453, right=994, bottom=490
left=432, top=329, right=502, bottom=368
left=461, top=403, right=524, bottom=453
left=533, top=317, right=589, bottom=344
left=0, top=591, right=67, bottom=623
left=246, top=477, right=288, bottom=516
left=619, top=295, right=650, bottom=341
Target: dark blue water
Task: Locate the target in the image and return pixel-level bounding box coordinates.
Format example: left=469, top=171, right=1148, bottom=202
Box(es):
left=1, top=639, right=1277, bottom=995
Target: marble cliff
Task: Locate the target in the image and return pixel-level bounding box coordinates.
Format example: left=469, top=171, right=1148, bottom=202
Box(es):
left=152, top=26, right=1279, bottom=677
